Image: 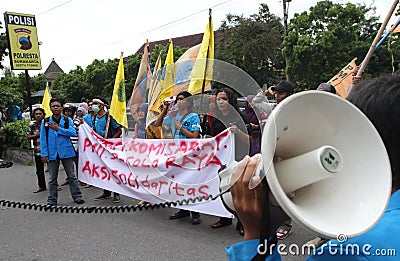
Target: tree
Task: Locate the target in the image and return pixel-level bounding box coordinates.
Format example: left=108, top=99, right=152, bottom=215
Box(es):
left=216, top=3, right=285, bottom=87
left=52, top=66, right=90, bottom=102
left=283, top=0, right=397, bottom=90
left=0, top=21, right=9, bottom=70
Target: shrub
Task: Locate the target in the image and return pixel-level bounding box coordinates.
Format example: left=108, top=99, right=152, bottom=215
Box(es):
left=3, top=120, right=31, bottom=149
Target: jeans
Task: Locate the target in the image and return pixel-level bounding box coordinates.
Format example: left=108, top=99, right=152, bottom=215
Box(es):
left=47, top=157, right=82, bottom=204
left=34, top=155, right=46, bottom=189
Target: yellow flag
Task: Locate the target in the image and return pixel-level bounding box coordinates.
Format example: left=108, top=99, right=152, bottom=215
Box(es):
left=328, top=58, right=357, bottom=98
left=109, top=54, right=128, bottom=128
left=41, top=84, right=52, bottom=117
left=159, top=40, right=175, bottom=101
left=188, top=15, right=214, bottom=94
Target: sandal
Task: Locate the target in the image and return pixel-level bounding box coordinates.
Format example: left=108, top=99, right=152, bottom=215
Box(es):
left=33, top=188, right=46, bottom=193
left=239, top=227, right=244, bottom=236
left=211, top=219, right=232, bottom=229
left=236, top=221, right=244, bottom=236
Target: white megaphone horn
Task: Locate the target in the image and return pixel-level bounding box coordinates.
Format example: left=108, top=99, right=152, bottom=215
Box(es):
left=219, top=91, right=392, bottom=238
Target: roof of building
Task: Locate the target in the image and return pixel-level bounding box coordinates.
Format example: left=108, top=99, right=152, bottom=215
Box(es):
left=135, top=30, right=224, bottom=54
left=44, top=58, right=64, bottom=81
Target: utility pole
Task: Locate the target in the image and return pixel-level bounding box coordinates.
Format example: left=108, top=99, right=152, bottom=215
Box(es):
left=282, top=0, right=292, bottom=81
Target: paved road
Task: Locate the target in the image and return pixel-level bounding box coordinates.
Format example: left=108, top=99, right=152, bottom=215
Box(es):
left=0, top=161, right=315, bottom=260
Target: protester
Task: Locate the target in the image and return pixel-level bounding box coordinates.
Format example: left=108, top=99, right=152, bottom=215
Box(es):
left=92, top=97, right=122, bottom=203
left=226, top=74, right=400, bottom=260
left=269, top=80, right=296, bottom=239
left=316, top=82, right=336, bottom=94
left=81, top=101, right=94, bottom=188
left=40, top=98, right=84, bottom=205
left=201, top=95, right=216, bottom=138
left=73, top=106, right=87, bottom=148
left=252, top=90, right=274, bottom=118
left=26, top=108, right=46, bottom=193
left=79, top=97, right=89, bottom=112
left=202, top=87, right=251, bottom=235
left=73, top=106, right=87, bottom=185
left=155, top=91, right=202, bottom=225
left=134, top=103, right=148, bottom=139
left=13, top=105, right=23, bottom=121
left=242, top=95, right=262, bottom=156
left=60, top=104, right=77, bottom=187
left=83, top=100, right=95, bottom=128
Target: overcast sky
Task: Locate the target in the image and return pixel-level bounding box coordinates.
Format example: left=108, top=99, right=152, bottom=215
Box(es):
left=1, top=0, right=396, bottom=76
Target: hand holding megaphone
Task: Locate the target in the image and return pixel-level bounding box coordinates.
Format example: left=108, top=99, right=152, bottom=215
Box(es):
left=219, top=91, right=392, bottom=239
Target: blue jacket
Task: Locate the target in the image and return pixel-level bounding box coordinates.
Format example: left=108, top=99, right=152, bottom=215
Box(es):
left=307, top=189, right=400, bottom=260
left=226, top=190, right=400, bottom=260
left=40, top=116, right=76, bottom=160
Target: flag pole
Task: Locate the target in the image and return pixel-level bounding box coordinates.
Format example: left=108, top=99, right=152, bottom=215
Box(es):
left=374, top=17, right=400, bottom=51
left=146, top=39, right=152, bottom=72
left=105, top=51, right=123, bottom=138
left=201, top=9, right=212, bottom=95
left=357, top=0, right=399, bottom=77
left=200, top=9, right=212, bottom=115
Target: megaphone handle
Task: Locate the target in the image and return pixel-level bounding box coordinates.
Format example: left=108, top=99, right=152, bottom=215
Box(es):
left=252, top=180, right=278, bottom=261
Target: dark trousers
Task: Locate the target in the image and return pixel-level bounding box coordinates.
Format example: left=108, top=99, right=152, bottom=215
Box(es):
left=103, top=189, right=119, bottom=197
left=0, top=139, right=3, bottom=159
left=179, top=209, right=199, bottom=218
left=34, top=155, right=46, bottom=189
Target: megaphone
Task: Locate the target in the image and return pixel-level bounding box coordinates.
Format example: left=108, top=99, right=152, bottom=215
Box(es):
left=219, top=91, right=392, bottom=238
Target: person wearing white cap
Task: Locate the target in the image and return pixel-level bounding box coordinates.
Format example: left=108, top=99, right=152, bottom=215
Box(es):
left=91, top=97, right=122, bottom=203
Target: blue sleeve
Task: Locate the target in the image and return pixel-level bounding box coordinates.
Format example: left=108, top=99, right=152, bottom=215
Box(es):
left=83, top=115, right=93, bottom=127
left=58, top=117, right=76, bottom=137
left=163, top=115, right=173, bottom=127
left=226, top=239, right=282, bottom=261
left=110, top=117, right=121, bottom=130
left=188, top=113, right=200, bottom=132
left=40, top=120, right=48, bottom=157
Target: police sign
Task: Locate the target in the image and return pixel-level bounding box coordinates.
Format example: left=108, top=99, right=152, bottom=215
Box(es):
left=4, top=12, right=42, bottom=70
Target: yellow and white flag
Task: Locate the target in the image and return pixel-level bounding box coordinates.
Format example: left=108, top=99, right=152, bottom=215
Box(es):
left=41, top=83, right=52, bottom=117
left=109, top=54, right=128, bottom=128
left=188, top=14, right=214, bottom=94
left=130, top=40, right=152, bottom=121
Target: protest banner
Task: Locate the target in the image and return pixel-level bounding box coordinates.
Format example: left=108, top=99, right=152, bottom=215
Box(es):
left=78, top=123, right=233, bottom=217
left=328, top=58, right=357, bottom=98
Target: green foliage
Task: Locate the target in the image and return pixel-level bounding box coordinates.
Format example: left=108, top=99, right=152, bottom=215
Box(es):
left=0, top=74, right=25, bottom=117
left=283, top=0, right=398, bottom=90
left=0, top=21, right=9, bottom=70
left=216, top=3, right=285, bottom=87
left=3, top=120, right=30, bottom=149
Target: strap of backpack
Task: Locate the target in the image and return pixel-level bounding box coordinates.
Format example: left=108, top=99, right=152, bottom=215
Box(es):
left=44, top=117, right=50, bottom=146
left=63, top=115, right=69, bottom=129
